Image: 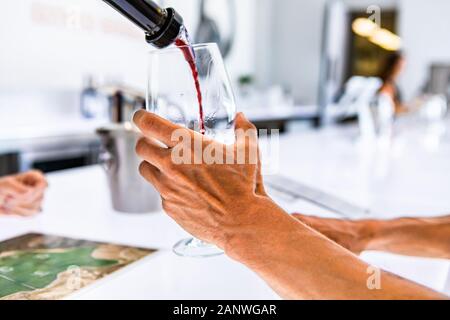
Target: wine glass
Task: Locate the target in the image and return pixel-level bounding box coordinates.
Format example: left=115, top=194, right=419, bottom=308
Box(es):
left=147, top=42, right=237, bottom=257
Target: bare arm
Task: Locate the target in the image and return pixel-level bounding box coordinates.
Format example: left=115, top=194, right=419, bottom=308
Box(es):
left=369, top=217, right=450, bottom=259
left=134, top=110, right=447, bottom=300
left=227, top=199, right=446, bottom=300
left=294, top=215, right=450, bottom=259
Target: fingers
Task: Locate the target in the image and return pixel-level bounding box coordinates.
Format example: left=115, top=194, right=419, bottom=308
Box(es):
left=27, top=188, right=46, bottom=207
left=235, top=112, right=256, bottom=132
left=0, top=193, right=44, bottom=217
left=10, top=204, right=41, bottom=217
left=0, top=171, right=47, bottom=217
left=3, top=178, right=32, bottom=198
left=0, top=202, right=36, bottom=217
left=234, top=113, right=259, bottom=167
left=30, top=171, right=48, bottom=189
left=134, top=110, right=188, bottom=148
left=16, top=170, right=48, bottom=189
left=292, top=214, right=315, bottom=225
left=0, top=196, right=11, bottom=215
left=139, top=161, right=163, bottom=193
left=0, top=171, right=47, bottom=204
left=255, top=148, right=267, bottom=196
left=136, top=137, right=171, bottom=169
left=6, top=185, right=41, bottom=207
left=233, top=113, right=266, bottom=194
left=292, top=215, right=333, bottom=234
left=235, top=113, right=258, bottom=147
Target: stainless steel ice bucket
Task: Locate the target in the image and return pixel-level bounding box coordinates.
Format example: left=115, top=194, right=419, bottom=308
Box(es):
left=96, top=124, right=162, bottom=213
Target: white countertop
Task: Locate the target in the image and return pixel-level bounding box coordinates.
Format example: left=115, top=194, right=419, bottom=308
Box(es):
left=240, top=105, right=318, bottom=122
left=1, top=119, right=450, bottom=299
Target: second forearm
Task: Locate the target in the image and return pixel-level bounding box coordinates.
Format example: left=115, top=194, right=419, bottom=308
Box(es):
left=224, top=199, right=445, bottom=300
left=367, top=216, right=450, bottom=259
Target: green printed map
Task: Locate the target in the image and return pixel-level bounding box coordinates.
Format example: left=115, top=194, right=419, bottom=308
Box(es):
left=0, top=234, right=155, bottom=300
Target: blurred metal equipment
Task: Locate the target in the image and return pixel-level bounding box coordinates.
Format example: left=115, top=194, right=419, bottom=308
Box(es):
left=97, top=124, right=161, bottom=213
left=427, top=64, right=450, bottom=103
left=82, top=80, right=153, bottom=213
left=0, top=140, right=100, bottom=174
left=0, top=153, right=19, bottom=176
left=318, top=0, right=349, bottom=127
left=0, top=89, right=101, bottom=174
left=19, top=140, right=100, bottom=174
left=81, top=82, right=146, bottom=123
left=328, top=76, right=382, bottom=118
left=109, top=88, right=146, bottom=123
left=195, top=0, right=236, bottom=58
left=326, top=76, right=383, bottom=139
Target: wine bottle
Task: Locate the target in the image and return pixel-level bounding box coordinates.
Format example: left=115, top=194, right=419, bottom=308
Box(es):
left=103, top=0, right=183, bottom=48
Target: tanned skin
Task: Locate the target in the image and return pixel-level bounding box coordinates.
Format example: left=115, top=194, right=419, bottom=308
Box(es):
left=0, top=171, right=47, bottom=217
left=293, top=214, right=450, bottom=260
left=134, top=110, right=447, bottom=300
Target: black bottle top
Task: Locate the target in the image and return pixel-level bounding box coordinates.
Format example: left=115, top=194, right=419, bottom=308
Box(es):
left=103, top=0, right=183, bottom=48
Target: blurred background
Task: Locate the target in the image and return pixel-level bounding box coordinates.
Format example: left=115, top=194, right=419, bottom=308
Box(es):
left=2, top=1, right=449, bottom=297
left=1, top=0, right=450, bottom=175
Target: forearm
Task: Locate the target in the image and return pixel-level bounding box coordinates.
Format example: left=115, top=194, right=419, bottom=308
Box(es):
left=366, top=216, right=450, bottom=259
left=225, top=198, right=447, bottom=300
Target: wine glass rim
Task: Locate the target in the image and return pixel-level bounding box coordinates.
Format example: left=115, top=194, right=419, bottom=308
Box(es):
left=149, top=42, right=219, bottom=54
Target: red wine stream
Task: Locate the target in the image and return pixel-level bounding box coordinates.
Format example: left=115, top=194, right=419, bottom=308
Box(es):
left=175, top=38, right=206, bottom=135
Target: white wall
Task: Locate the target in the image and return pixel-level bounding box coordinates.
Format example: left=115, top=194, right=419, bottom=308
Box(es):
left=0, top=0, right=259, bottom=128
left=165, top=0, right=258, bottom=83
left=0, top=0, right=149, bottom=91
left=0, top=0, right=257, bottom=92
left=0, top=0, right=258, bottom=90
left=3, top=0, right=447, bottom=109
left=253, top=0, right=274, bottom=88
left=270, top=0, right=327, bottom=104
left=398, top=0, right=450, bottom=100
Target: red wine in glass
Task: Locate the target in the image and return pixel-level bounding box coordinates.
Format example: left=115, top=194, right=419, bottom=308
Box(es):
left=175, top=29, right=206, bottom=135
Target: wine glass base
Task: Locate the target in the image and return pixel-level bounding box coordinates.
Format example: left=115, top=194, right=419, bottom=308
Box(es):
left=173, top=238, right=224, bottom=258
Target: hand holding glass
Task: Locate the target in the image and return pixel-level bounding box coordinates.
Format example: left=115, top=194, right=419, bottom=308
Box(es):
left=147, top=43, right=236, bottom=257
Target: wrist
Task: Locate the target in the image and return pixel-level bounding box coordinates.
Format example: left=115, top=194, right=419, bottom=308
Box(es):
left=222, top=196, right=300, bottom=267
left=364, top=219, right=392, bottom=251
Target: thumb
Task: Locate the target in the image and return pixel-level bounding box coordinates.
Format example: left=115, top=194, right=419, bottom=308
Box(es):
left=235, top=112, right=256, bottom=132
left=235, top=113, right=258, bottom=144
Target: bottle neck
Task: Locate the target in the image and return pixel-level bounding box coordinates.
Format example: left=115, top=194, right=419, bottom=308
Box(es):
left=103, top=0, right=184, bottom=48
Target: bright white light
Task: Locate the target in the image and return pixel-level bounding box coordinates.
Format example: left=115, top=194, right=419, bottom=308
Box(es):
left=352, top=18, right=378, bottom=37
left=352, top=18, right=402, bottom=51
left=369, top=28, right=402, bottom=51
